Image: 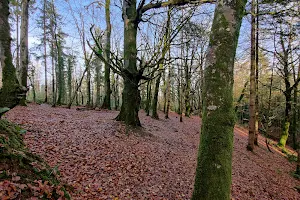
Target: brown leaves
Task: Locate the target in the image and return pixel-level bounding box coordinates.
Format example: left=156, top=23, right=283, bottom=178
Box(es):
left=0, top=179, right=66, bottom=200
left=0, top=180, right=19, bottom=200
left=5, top=104, right=300, bottom=199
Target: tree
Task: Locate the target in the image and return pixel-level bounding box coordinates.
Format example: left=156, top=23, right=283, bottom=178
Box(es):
left=101, top=0, right=112, bottom=109
left=247, top=0, right=257, bottom=151
left=19, top=0, right=30, bottom=106
left=55, top=32, right=66, bottom=105
left=90, top=0, right=213, bottom=126
left=191, top=0, right=247, bottom=199
left=151, top=11, right=171, bottom=119
left=43, top=0, right=48, bottom=103
left=0, top=0, right=27, bottom=116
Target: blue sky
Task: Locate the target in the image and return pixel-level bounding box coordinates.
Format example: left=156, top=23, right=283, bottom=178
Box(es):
left=10, top=0, right=253, bottom=85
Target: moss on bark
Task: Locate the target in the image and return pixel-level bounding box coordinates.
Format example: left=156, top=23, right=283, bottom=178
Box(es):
left=116, top=0, right=142, bottom=126
left=191, top=1, right=246, bottom=199
left=278, top=121, right=290, bottom=149
left=116, top=77, right=141, bottom=126
left=0, top=0, right=27, bottom=113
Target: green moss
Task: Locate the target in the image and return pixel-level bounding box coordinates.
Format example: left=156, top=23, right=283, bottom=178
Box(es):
left=0, top=119, right=70, bottom=199
left=191, top=1, right=247, bottom=199
left=278, top=121, right=290, bottom=148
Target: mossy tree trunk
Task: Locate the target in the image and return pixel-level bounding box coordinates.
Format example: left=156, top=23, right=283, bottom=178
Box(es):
left=278, top=90, right=292, bottom=148
left=116, top=76, right=141, bottom=126
left=290, top=57, right=299, bottom=149
left=115, top=0, right=141, bottom=126
left=191, top=0, right=246, bottom=199
left=102, top=0, right=112, bottom=109
left=278, top=33, right=292, bottom=149
left=115, top=0, right=141, bottom=125
left=0, top=0, right=27, bottom=115
left=19, top=0, right=30, bottom=106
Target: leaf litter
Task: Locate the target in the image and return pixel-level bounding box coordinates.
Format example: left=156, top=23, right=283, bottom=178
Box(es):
left=4, top=104, right=300, bottom=199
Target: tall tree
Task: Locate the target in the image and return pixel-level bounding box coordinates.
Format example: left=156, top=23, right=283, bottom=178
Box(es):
left=101, top=0, right=112, bottom=109
left=91, top=0, right=213, bottom=126
left=19, top=0, right=30, bottom=106
left=55, top=33, right=66, bottom=105
left=43, top=0, right=48, bottom=103
left=0, top=0, right=27, bottom=116
left=254, top=0, right=259, bottom=146
left=247, top=0, right=257, bottom=151
left=192, top=0, right=247, bottom=199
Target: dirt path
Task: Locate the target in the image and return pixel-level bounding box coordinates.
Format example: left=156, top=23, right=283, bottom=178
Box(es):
left=5, top=104, right=300, bottom=199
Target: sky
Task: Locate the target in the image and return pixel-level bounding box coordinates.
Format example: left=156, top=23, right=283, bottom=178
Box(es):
left=8, top=0, right=254, bottom=87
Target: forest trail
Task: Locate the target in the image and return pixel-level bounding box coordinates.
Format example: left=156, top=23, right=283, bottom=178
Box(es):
left=5, top=104, right=300, bottom=200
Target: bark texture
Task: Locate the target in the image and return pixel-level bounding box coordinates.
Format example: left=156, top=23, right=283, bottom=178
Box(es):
left=191, top=0, right=246, bottom=199
left=115, top=0, right=141, bottom=126
left=19, top=0, right=30, bottom=106
left=247, top=0, right=256, bottom=151
left=0, top=0, right=27, bottom=116
left=102, top=0, right=112, bottom=109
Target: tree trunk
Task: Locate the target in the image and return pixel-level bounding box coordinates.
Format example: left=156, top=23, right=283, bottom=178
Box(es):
left=278, top=36, right=292, bottom=149
left=67, top=66, right=87, bottom=109
left=151, top=70, right=162, bottom=119
left=184, top=59, right=191, bottom=117
left=191, top=0, right=246, bottom=199
left=116, top=76, right=141, bottom=126
left=95, top=59, right=102, bottom=108
left=145, top=80, right=151, bottom=116
left=165, top=62, right=171, bottom=119
left=115, top=74, right=119, bottom=110
left=278, top=91, right=292, bottom=149
left=43, top=0, right=48, bottom=103
left=67, top=56, right=73, bottom=104
left=56, top=38, right=64, bottom=105
left=0, top=0, right=26, bottom=115
left=116, top=0, right=141, bottom=126
left=290, top=57, right=299, bottom=149
left=19, top=0, right=30, bottom=106
left=254, top=0, right=259, bottom=146
left=16, top=1, right=20, bottom=82
left=235, top=81, right=249, bottom=112
left=247, top=0, right=256, bottom=151
left=86, top=61, right=91, bottom=107
left=102, top=0, right=111, bottom=109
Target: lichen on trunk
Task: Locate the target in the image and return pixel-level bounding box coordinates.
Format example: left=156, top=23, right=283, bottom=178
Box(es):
left=192, top=0, right=246, bottom=199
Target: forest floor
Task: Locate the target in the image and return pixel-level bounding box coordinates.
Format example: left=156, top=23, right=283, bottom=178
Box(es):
left=4, top=103, right=300, bottom=200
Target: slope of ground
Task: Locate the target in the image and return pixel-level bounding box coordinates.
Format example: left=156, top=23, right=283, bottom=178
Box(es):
left=0, top=119, right=70, bottom=199
left=4, top=103, right=300, bottom=199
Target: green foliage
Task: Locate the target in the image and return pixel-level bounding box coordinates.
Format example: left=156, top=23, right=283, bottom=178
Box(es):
left=286, top=154, right=298, bottom=163
left=0, top=107, right=10, bottom=115
left=98, top=48, right=102, bottom=55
